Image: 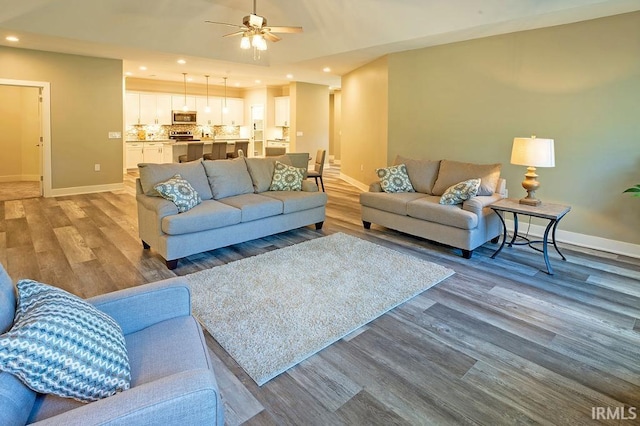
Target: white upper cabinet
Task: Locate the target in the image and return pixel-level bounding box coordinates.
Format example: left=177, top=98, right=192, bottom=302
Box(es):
left=127, top=93, right=172, bottom=125
left=172, top=95, right=197, bottom=112
left=155, top=95, right=172, bottom=125
left=275, top=96, right=290, bottom=127
left=221, top=98, right=244, bottom=126
left=196, top=96, right=222, bottom=126
left=125, top=93, right=141, bottom=125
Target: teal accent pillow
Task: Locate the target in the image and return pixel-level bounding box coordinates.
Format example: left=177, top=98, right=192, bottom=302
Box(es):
left=439, top=178, right=481, bottom=205
left=0, top=280, right=131, bottom=403
left=376, top=164, right=415, bottom=193
left=154, top=174, right=202, bottom=212
left=269, top=161, right=304, bottom=191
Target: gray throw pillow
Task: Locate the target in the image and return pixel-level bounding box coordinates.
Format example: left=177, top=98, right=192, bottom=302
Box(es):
left=439, top=178, right=481, bottom=205
left=269, top=161, right=304, bottom=191
left=154, top=174, right=202, bottom=213
left=203, top=158, right=254, bottom=199
left=431, top=160, right=501, bottom=196
left=138, top=160, right=213, bottom=200
left=394, top=155, right=441, bottom=194
left=376, top=164, right=415, bottom=193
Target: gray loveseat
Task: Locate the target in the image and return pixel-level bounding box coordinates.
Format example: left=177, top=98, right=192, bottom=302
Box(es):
left=0, top=264, right=223, bottom=425
left=137, top=155, right=327, bottom=269
left=360, top=157, right=506, bottom=258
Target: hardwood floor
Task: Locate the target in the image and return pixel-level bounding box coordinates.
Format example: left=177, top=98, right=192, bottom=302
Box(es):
left=1, top=166, right=639, bottom=425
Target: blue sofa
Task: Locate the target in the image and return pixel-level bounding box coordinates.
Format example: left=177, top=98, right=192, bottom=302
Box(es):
left=0, top=264, right=223, bottom=425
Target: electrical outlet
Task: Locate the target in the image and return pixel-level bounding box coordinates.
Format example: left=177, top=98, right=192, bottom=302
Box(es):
left=94, top=164, right=101, bottom=172
left=296, top=131, right=303, bottom=137
left=108, top=131, right=122, bottom=139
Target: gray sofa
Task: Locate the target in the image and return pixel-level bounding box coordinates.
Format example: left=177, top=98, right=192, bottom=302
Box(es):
left=360, top=157, right=506, bottom=258
left=137, top=155, right=327, bottom=269
left=0, top=264, right=223, bottom=425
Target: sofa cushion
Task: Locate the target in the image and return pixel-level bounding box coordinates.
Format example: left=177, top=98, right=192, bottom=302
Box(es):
left=161, top=200, right=241, bottom=235
left=0, top=264, right=15, bottom=334
left=139, top=160, right=213, bottom=200
left=245, top=155, right=292, bottom=193
left=0, top=372, right=36, bottom=426
left=439, top=178, right=481, bottom=205
left=394, top=155, right=441, bottom=194
left=431, top=160, right=501, bottom=196
left=376, top=164, right=415, bottom=193
left=0, top=280, right=131, bottom=403
left=359, top=192, right=426, bottom=216
left=202, top=158, right=254, bottom=200
left=407, top=196, right=479, bottom=230
left=261, top=191, right=328, bottom=214
left=154, top=174, right=202, bottom=213
left=269, top=161, right=304, bottom=191
left=218, top=193, right=283, bottom=222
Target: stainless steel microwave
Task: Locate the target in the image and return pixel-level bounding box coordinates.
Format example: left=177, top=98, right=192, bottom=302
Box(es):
left=172, top=111, right=197, bottom=124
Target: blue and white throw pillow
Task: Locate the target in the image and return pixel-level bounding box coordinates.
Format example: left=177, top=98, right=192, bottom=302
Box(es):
left=376, top=164, right=415, bottom=193
left=154, top=173, right=201, bottom=213
left=439, top=178, right=481, bottom=205
left=269, top=161, right=304, bottom=191
left=0, top=280, right=131, bottom=402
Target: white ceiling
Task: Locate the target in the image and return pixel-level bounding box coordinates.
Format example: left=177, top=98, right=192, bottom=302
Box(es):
left=1, top=0, right=639, bottom=89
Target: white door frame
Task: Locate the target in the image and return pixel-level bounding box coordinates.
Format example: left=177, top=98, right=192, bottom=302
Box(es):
left=0, top=78, right=52, bottom=197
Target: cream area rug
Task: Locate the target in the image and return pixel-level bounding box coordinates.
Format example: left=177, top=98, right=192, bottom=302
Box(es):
left=186, top=232, right=454, bottom=386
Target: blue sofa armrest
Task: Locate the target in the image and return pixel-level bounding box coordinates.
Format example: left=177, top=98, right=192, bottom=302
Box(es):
left=31, top=369, right=223, bottom=426
left=87, top=277, right=191, bottom=335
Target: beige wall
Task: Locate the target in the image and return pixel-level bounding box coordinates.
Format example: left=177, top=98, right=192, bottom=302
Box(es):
left=289, top=82, right=329, bottom=159
left=0, top=46, right=123, bottom=190
left=341, top=56, right=388, bottom=184
left=342, top=12, right=640, bottom=246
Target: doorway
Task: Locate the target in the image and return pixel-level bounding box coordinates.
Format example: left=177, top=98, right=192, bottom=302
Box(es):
left=0, top=79, right=52, bottom=199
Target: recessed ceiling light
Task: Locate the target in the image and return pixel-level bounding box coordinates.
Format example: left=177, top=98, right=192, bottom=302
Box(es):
left=5, top=36, right=19, bottom=42
left=124, top=72, right=133, bottom=76
left=177, top=59, right=186, bottom=64
left=187, top=77, right=193, bottom=82
left=235, top=83, right=240, bottom=87
left=323, top=67, right=331, bottom=73
left=286, top=74, right=293, bottom=79
left=139, top=66, right=147, bottom=71
left=255, top=79, right=261, bottom=84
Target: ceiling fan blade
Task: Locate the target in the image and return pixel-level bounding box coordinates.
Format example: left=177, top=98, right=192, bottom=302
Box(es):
left=262, top=31, right=281, bottom=42
left=205, top=20, right=245, bottom=29
left=223, top=31, right=245, bottom=38
left=265, top=26, right=303, bottom=33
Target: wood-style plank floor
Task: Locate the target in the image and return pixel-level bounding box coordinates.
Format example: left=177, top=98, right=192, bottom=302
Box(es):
left=1, top=166, right=639, bottom=425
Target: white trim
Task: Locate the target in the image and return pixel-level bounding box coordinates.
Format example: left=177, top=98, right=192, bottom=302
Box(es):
left=49, top=183, right=125, bottom=197
left=0, top=175, right=40, bottom=182
left=503, top=219, right=639, bottom=259
left=0, top=78, right=52, bottom=197
left=339, top=172, right=369, bottom=192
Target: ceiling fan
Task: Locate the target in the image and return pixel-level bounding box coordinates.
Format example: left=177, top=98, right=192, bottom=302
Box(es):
left=205, top=0, right=302, bottom=51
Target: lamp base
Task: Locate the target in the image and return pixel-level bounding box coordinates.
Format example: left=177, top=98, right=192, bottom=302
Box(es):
left=519, top=197, right=541, bottom=206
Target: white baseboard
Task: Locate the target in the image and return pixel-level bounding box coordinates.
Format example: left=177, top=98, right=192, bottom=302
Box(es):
left=49, top=183, right=125, bottom=197
left=339, top=172, right=369, bottom=192
left=0, top=175, right=40, bottom=182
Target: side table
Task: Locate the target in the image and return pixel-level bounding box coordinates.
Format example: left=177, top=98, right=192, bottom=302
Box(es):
left=489, top=198, right=571, bottom=275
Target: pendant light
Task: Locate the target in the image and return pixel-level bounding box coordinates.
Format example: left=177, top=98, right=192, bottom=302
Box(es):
left=204, top=75, right=211, bottom=113
left=182, top=73, right=188, bottom=111
left=222, top=77, right=229, bottom=114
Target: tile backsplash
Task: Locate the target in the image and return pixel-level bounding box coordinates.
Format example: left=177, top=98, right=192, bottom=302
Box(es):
left=127, top=124, right=240, bottom=140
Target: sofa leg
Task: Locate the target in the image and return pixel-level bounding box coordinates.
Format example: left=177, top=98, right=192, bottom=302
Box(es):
left=462, top=249, right=473, bottom=259
left=315, top=221, right=324, bottom=230
left=142, top=240, right=150, bottom=249
left=166, top=259, right=179, bottom=270
left=490, top=236, right=500, bottom=244
left=363, top=221, right=371, bottom=229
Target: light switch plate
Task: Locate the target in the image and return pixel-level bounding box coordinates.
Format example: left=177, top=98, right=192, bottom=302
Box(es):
left=296, top=131, right=303, bottom=137
left=108, top=131, right=122, bottom=139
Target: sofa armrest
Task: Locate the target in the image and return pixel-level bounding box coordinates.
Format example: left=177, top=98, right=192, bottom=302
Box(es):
left=463, top=193, right=504, bottom=216
left=496, top=178, right=507, bottom=197
left=369, top=182, right=383, bottom=192
left=31, top=369, right=223, bottom=426
left=136, top=193, right=179, bottom=218
left=301, top=180, right=319, bottom=192
left=87, top=277, right=191, bottom=335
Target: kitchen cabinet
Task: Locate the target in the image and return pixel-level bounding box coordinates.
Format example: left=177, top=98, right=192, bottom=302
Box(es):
left=221, top=98, right=244, bottom=126
left=172, top=95, right=196, bottom=112
left=274, top=96, right=290, bottom=127
left=127, top=93, right=172, bottom=125
left=266, top=140, right=289, bottom=153
left=196, top=96, right=221, bottom=126
left=143, top=142, right=164, bottom=163
left=126, top=142, right=144, bottom=169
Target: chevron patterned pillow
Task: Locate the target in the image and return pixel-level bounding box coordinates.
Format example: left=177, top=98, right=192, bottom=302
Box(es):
left=0, top=280, right=131, bottom=402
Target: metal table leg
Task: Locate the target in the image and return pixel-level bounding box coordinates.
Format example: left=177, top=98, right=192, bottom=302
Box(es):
left=490, top=211, right=508, bottom=259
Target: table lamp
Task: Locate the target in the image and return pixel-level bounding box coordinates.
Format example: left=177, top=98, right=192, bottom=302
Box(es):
left=510, top=136, right=555, bottom=206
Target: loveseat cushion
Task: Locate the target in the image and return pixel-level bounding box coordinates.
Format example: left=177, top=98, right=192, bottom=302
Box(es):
left=431, top=160, right=501, bottom=196
left=359, top=192, right=426, bottom=216
left=394, top=155, right=441, bottom=194
left=203, top=158, right=254, bottom=200
left=0, top=372, right=36, bottom=426
left=218, top=193, right=283, bottom=222
left=0, top=264, right=15, bottom=333
left=245, top=156, right=292, bottom=193
left=407, top=196, right=479, bottom=230
left=261, top=191, right=328, bottom=214
left=161, top=200, right=241, bottom=235
left=139, top=161, right=213, bottom=200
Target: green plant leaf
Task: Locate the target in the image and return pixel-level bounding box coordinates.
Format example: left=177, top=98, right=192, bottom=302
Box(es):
left=623, top=184, right=640, bottom=197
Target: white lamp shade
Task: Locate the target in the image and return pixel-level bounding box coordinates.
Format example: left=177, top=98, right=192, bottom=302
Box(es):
left=511, top=137, right=555, bottom=167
